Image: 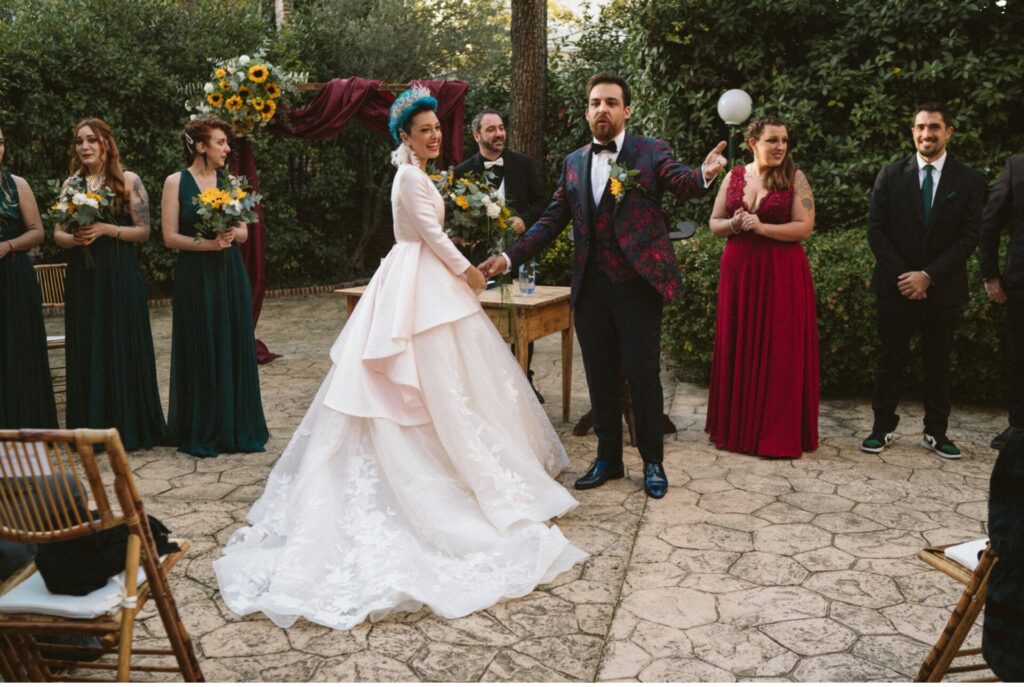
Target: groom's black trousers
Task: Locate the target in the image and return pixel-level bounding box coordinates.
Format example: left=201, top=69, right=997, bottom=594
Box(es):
left=574, top=266, right=664, bottom=466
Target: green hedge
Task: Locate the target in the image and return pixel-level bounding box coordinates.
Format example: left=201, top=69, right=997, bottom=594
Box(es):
left=664, top=229, right=1009, bottom=403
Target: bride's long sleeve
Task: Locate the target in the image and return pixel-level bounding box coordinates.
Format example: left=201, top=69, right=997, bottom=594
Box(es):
left=398, top=169, right=471, bottom=276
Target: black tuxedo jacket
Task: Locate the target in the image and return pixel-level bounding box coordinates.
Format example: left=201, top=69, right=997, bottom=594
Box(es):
left=867, top=153, right=985, bottom=307
left=980, top=154, right=1024, bottom=299
left=454, top=150, right=547, bottom=228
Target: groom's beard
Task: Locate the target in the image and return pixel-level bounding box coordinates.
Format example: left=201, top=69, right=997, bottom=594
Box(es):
left=590, top=118, right=621, bottom=142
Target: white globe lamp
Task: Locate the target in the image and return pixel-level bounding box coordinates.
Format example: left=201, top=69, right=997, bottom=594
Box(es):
left=717, top=89, right=752, bottom=125
left=716, top=89, right=753, bottom=164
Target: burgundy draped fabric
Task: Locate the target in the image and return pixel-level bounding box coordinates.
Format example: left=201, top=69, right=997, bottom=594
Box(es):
left=232, top=77, right=467, bottom=364
left=229, top=137, right=279, bottom=363
left=272, top=77, right=468, bottom=166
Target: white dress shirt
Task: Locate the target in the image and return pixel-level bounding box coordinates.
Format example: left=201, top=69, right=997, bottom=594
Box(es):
left=917, top=150, right=947, bottom=205
left=590, top=129, right=628, bottom=207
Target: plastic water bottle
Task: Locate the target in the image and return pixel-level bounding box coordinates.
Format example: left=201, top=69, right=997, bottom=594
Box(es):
left=526, top=261, right=536, bottom=295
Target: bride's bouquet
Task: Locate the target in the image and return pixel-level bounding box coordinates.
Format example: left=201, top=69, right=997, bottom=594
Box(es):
left=431, top=168, right=515, bottom=267
left=47, top=176, right=116, bottom=268
left=193, top=174, right=261, bottom=252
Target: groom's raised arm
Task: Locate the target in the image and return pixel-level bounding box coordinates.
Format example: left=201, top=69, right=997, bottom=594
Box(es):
left=482, top=158, right=573, bottom=277
left=655, top=139, right=727, bottom=199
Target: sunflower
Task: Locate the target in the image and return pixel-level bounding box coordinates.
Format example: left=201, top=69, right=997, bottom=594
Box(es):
left=238, top=85, right=253, bottom=99
left=247, top=64, right=268, bottom=83
left=198, top=187, right=231, bottom=209
left=264, top=82, right=281, bottom=99
left=232, top=188, right=247, bottom=200
left=207, top=92, right=224, bottom=107
left=259, top=100, right=277, bottom=121
left=219, top=79, right=230, bottom=91
left=225, top=95, right=243, bottom=111
left=250, top=97, right=265, bottom=111
left=454, top=195, right=469, bottom=210
left=214, top=67, right=226, bottom=79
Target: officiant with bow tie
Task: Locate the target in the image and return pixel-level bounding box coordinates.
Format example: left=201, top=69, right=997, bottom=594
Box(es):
left=480, top=73, right=727, bottom=499
left=455, top=109, right=549, bottom=402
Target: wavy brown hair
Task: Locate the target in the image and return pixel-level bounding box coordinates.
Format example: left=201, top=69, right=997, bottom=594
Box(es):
left=745, top=115, right=796, bottom=191
left=69, top=118, right=129, bottom=210
left=180, top=116, right=234, bottom=167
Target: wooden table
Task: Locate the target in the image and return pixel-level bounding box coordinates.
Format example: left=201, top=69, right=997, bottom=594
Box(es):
left=336, top=284, right=574, bottom=422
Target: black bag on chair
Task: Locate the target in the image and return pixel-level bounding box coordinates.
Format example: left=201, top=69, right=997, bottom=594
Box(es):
left=35, top=515, right=180, bottom=596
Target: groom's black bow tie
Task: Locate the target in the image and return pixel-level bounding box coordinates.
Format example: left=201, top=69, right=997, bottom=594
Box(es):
left=591, top=140, right=618, bottom=155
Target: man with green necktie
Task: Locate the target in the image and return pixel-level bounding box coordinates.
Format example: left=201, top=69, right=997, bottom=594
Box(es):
left=861, top=102, right=985, bottom=460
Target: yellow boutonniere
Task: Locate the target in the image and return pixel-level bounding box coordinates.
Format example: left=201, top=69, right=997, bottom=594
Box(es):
left=607, top=159, right=641, bottom=205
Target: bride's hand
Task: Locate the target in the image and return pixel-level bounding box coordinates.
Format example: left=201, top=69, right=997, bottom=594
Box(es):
left=464, top=265, right=487, bottom=290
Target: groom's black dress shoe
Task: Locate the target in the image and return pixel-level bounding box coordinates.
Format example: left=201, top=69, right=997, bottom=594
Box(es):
left=574, top=460, right=624, bottom=490
left=643, top=463, right=668, bottom=499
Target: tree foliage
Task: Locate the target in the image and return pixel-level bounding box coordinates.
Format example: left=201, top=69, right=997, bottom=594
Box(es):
left=615, top=0, right=1024, bottom=231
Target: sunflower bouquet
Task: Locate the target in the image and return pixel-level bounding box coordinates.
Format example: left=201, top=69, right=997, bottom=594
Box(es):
left=193, top=174, right=261, bottom=247
left=186, top=51, right=305, bottom=137
left=431, top=168, right=515, bottom=266
left=47, top=175, right=116, bottom=268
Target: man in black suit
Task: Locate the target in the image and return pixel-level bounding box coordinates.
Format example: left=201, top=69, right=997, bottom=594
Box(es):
left=979, top=154, right=1024, bottom=450
left=862, top=102, right=985, bottom=460
left=455, top=109, right=548, bottom=401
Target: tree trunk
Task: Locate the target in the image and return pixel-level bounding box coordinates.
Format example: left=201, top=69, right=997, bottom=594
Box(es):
left=274, top=0, right=289, bottom=29
left=509, top=0, right=546, bottom=168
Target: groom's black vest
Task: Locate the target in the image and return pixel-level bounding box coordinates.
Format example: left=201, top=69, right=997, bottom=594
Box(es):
left=586, top=157, right=639, bottom=284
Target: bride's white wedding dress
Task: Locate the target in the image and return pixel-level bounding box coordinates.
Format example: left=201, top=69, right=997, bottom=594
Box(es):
left=214, top=161, right=587, bottom=630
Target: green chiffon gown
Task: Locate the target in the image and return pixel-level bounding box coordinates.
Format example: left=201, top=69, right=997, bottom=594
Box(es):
left=167, top=170, right=268, bottom=457
left=0, top=171, right=58, bottom=428
left=63, top=186, right=166, bottom=449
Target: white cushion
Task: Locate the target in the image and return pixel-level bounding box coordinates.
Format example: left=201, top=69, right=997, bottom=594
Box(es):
left=946, top=538, right=989, bottom=571
left=0, top=567, right=146, bottom=619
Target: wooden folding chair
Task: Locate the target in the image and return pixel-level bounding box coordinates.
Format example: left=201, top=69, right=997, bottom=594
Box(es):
left=0, top=428, right=203, bottom=682
left=915, top=540, right=998, bottom=682
left=33, top=264, right=67, bottom=400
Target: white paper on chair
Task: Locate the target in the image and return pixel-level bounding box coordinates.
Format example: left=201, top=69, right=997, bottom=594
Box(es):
left=0, top=567, right=147, bottom=619
left=946, top=538, right=989, bottom=571
left=0, top=442, right=53, bottom=478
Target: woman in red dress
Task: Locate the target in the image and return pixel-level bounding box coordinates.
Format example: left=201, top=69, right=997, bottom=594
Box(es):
left=705, top=115, right=819, bottom=458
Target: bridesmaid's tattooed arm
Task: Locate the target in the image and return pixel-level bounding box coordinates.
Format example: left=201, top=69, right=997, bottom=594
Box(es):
left=119, top=172, right=152, bottom=242
left=795, top=170, right=814, bottom=212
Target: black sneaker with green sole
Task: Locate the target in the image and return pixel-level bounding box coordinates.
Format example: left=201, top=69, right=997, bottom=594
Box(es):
left=923, top=433, right=962, bottom=460
left=860, top=432, right=896, bottom=453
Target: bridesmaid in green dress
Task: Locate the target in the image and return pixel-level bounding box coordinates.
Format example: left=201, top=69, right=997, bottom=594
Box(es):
left=161, top=116, right=268, bottom=457
left=53, top=118, right=166, bottom=449
left=0, top=125, right=58, bottom=428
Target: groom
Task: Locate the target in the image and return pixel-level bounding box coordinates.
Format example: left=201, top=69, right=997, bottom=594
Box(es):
left=481, top=72, right=726, bottom=498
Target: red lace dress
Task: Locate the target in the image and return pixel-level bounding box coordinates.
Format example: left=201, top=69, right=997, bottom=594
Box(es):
left=704, top=167, right=820, bottom=458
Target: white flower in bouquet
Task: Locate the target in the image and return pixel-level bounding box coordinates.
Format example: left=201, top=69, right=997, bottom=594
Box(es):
left=71, top=192, right=99, bottom=209
left=203, top=82, right=215, bottom=93
left=239, top=55, right=250, bottom=64
left=486, top=201, right=500, bottom=219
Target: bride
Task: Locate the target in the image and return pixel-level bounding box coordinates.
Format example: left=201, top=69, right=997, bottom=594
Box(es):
left=214, top=86, right=587, bottom=630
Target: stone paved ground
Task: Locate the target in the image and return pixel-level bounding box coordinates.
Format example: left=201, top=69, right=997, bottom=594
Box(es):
left=43, top=292, right=1001, bottom=681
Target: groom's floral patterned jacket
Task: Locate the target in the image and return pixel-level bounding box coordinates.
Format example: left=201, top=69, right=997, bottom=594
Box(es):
left=505, top=133, right=708, bottom=305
